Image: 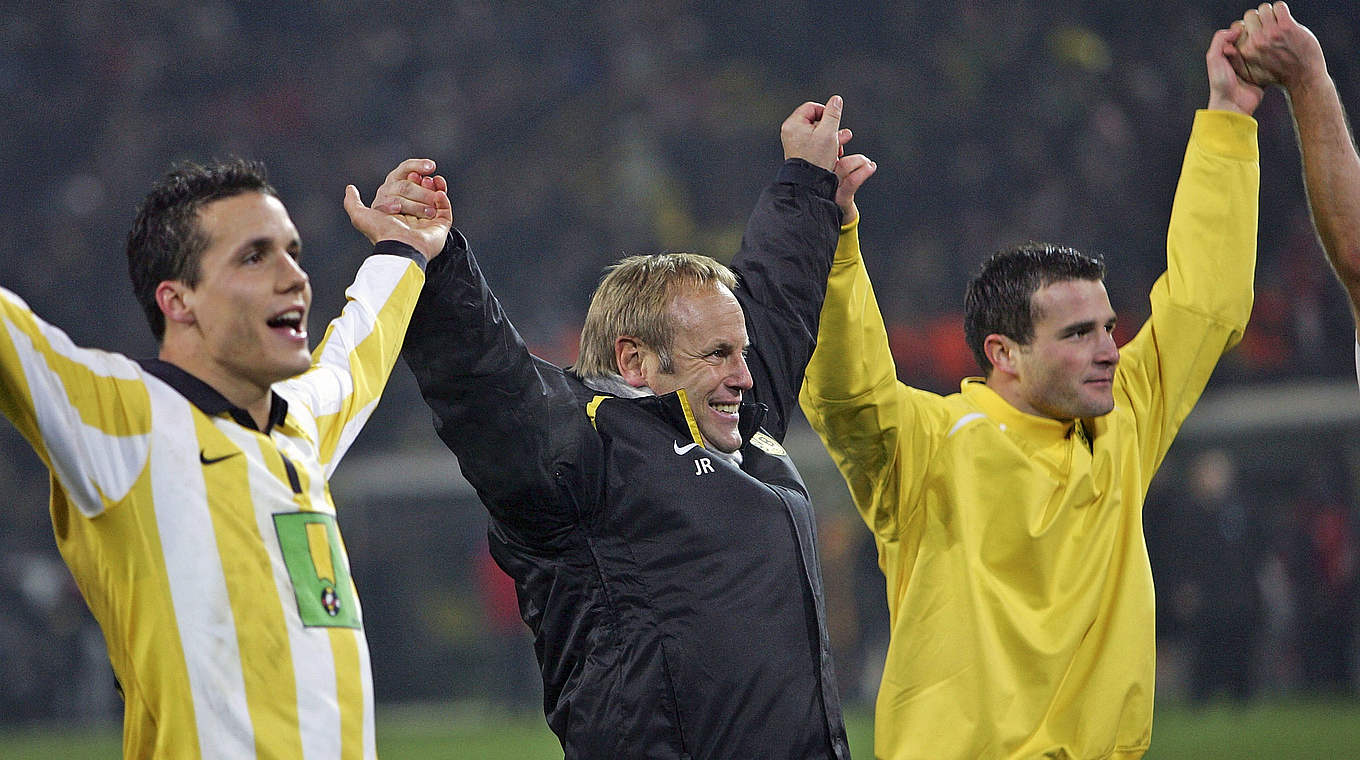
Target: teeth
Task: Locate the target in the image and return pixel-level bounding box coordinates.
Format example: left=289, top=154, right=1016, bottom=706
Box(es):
left=710, top=402, right=739, bottom=414
left=268, top=309, right=304, bottom=329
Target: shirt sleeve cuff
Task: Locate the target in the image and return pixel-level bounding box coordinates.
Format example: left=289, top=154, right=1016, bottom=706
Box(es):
left=776, top=157, right=838, bottom=199
left=371, top=239, right=427, bottom=272
left=1192, top=109, right=1259, bottom=162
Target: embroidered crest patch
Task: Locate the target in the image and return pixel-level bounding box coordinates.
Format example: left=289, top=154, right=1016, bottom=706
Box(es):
left=274, top=512, right=361, bottom=629
left=749, top=431, right=787, bottom=457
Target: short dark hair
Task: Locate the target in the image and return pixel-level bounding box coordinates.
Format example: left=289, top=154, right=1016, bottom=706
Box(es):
left=963, top=242, right=1106, bottom=375
left=126, top=159, right=277, bottom=340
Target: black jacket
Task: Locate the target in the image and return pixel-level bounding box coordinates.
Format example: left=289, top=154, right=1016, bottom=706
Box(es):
left=403, top=159, right=849, bottom=759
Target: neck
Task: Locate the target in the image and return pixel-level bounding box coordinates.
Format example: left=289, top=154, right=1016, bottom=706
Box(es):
left=158, top=344, right=274, bottom=430
left=983, top=374, right=1070, bottom=422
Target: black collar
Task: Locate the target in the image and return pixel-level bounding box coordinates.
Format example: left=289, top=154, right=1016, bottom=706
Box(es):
left=136, top=358, right=289, bottom=433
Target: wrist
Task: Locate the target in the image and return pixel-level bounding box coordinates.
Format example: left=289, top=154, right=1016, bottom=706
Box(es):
left=1287, top=68, right=1333, bottom=100
left=1206, top=96, right=1249, bottom=116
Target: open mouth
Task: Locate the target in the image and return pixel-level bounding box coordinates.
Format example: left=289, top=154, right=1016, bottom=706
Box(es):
left=267, top=308, right=307, bottom=339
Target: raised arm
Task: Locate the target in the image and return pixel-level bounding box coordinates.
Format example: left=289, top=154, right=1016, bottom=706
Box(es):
left=398, top=223, right=592, bottom=538
left=1233, top=2, right=1360, bottom=329
left=281, top=159, right=451, bottom=472
left=0, top=288, right=151, bottom=517
left=797, top=143, right=941, bottom=538
left=729, top=97, right=846, bottom=440
left=1114, top=29, right=1260, bottom=477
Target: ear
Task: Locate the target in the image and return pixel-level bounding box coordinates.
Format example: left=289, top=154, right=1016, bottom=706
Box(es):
left=983, top=333, right=1020, bottom=378
left=155, top=280, right=196, bottom=330
left=614, top=336, right=649, bottom=387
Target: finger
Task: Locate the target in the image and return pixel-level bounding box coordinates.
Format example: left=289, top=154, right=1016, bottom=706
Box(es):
left=1258, top=2, right=1275, bottom=25
left=1275, top=1, right=1293, bottom=24
left=385, top=158, right=436, bottom=185
left=816, top=94, right=844, bottom=134
left=1205, top=28, right=1236, bottom=81
left=431, top=189, right=453, bottom=222
left=785, top=101, right=824, bottom=127
left=431, top=174, right=448, bottom=193
left=838, top=128, right=853, bottom=147
left=840, top=159, right=878, bottom=195
left=379, top=177, right=441, bottom=214
left=1241, top=8, right=1262, bottom=36
left=393, top=198, right=437, bottom=217
left=835, top=154, right=874, bottom=183
left=1224, top=46, right=1255, bottom=84
left=343, top=184, right=370, bottom=226
left=343, top=184, right=364, bottom=210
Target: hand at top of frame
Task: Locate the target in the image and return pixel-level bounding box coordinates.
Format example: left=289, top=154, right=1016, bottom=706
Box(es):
left=1230, top=2, right=1327, bottom=93
left=345, top=158, right=452, bottom=262
left=781, top=95, right=852, bottom=172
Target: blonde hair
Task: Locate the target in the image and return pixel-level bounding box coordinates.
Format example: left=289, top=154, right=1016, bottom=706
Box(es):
left=574, top=253, right=738, bottom=378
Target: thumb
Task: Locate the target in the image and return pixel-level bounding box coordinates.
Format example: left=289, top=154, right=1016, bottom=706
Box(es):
left=816, top=95, right=844, bottom=135
left=343, top=184, right=365, bottom=211
left=343, top=184, right=370, bottom=227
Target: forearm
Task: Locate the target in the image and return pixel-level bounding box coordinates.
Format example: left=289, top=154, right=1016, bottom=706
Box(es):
left=399, top=232, right=583, bottom=525
left=1163, top=110, right=1260, bottom=333
left=401, top=232, right=539, bottom=407
left=801, top=218, right=897, bottom=404
left=731, top=158, right=840, bottom=438
left=1290, top=74, right=1360, bottom=314
left=294, top=242, right=427, bottom=466
left=1120, top=110, right=1260, bottom=468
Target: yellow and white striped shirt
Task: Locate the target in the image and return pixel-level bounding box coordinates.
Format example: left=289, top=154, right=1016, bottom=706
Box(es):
left=0, top=244, right=426, bottom=759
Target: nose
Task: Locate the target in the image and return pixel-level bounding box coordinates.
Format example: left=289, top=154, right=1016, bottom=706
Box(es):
left=1096, top=330, right=1120, bottom=366
left=727, top=353, right=754, bottom=391
left=277, top=252, right=309, bottom=293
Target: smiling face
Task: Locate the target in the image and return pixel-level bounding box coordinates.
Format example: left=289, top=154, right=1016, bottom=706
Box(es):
left=1008, top=278, right=1119, bottom=420
left=168, top=191, right=311, bottom=397
left=640, top=283, right=753, bottom=453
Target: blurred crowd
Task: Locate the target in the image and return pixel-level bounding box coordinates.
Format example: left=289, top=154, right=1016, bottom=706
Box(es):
left=3, top=0, right=1360, bottom=722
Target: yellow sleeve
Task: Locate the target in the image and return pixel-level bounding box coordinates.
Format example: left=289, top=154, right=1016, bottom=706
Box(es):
left=0, top=287, right=151, bottom=516
left=280, top=253, right=426, bottom=474
left=799, top=218, right=947, bottom=539
left=1113, top=109, right=1259, bottom=479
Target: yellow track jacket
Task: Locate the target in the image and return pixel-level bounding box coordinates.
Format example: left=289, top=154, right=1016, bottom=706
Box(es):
left=800, top=110, right=1258, bottom=759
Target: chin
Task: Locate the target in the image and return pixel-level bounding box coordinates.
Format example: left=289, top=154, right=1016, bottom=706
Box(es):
left=268, top=356, right=313, bottom=384
left=704, top=430, right=742, bottom=454
left=1083, top=399, right=1116, bottom=418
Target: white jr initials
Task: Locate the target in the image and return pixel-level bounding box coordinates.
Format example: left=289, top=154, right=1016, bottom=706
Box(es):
left=694, top=458, right=714, bottom=476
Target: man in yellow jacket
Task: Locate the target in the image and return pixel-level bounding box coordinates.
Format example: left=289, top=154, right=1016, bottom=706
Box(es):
left=800, top=24, right=1264, bottom=760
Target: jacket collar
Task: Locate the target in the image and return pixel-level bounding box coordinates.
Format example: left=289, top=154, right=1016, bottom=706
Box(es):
left=961, top=377, right=1074, bottom=445
left=137, top=358, right=288, bottom=433
left=577, top=372, right=765, bottom=457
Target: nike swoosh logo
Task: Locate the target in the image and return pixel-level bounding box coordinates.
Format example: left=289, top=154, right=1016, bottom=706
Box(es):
left=200, top=450, right=241, bottom=465
left=673, top=441, right=699, bottom=455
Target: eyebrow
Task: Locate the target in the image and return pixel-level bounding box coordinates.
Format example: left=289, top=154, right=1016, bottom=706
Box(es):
left=698, top=339, right=751, bottom=353
left=237, top=237, right=303, bottom=256
left=1058, top=316, right=1116, bottom=335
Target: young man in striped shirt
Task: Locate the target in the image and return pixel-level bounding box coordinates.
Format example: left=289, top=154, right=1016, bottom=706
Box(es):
left=0, top=157, right=449, bottom=758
